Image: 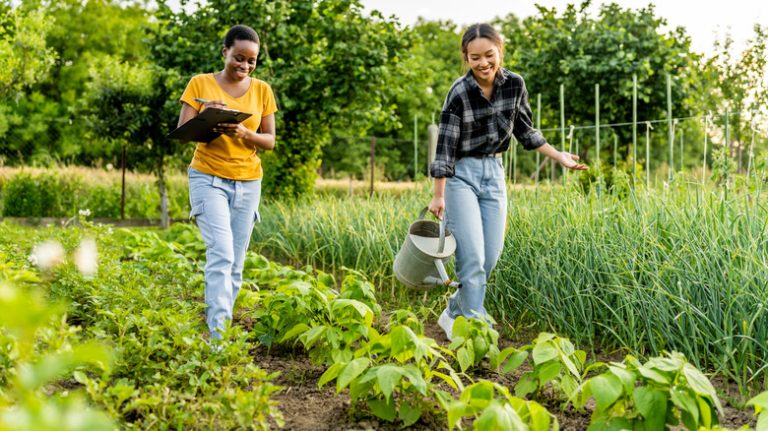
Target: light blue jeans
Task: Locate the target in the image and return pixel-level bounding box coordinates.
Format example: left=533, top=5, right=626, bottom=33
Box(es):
left=444, top=156, right=507, bottom=321
left=188, top=167, right=261, bottom=339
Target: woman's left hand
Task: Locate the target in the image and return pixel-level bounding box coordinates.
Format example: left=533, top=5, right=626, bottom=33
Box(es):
left=214, top=122, right=250, bottom=139
left=558, top=151, right=588, bottom=170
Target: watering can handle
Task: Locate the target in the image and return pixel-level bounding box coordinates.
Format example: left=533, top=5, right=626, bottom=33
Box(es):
left=418, top=206, right=447, bottom=254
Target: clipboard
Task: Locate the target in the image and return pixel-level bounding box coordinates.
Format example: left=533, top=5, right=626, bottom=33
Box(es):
left=167, top=107, right=252, bottom=142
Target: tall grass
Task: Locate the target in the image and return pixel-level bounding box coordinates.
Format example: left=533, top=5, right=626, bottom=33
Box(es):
left=252, top=186, right=441, bottom=303
left=252, top=181, right=768, bottom=393
left=491, top=183, right=768, bottom=394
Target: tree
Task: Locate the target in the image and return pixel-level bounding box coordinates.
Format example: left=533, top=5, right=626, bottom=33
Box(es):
left=698, top=25, right=768, bottom=171
left=0, top=3, right=56, bottom=154
left=498, top=1, right=701, bottom=169
left=151, top=0, right=410, bottom=197
left=0, top=0, right=149, bottom=165
left=84, top=58, right=183, bottom=226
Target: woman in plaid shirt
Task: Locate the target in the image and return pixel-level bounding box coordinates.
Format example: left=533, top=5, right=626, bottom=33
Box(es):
left=428, top=23, right=587, bottom=340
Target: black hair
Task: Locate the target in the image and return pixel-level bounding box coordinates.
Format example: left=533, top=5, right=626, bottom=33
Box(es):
left=460, top=23, right=504, bottom=64
left=223, top=24, right=260, bottom=48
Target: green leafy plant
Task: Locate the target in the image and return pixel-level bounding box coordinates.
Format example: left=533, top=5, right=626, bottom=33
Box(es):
left=448, top=316, right=500, bottom=372
left=747, top=391, right=768, bottom=430
left=297, top=296, right=378, bottom=365
left=318, top=324, right=462, bottom=427
left=573, top=352, right=723, bottom=430
left=248, top=276, right=336, bottom=347
left=515, top=332, right=586, bottom=401
left=437, top=380, right=559, bottom=431
left=387, top=308, right=424, bottom=335
left=0, top=284, right=114, bottom=431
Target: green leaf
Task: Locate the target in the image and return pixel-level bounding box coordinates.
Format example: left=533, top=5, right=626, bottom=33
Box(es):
left=589, top=374, right=623, bottom=413
left=281, top=322, right=310, bottom=342
left=401, top=364, right=428, bottom=395
left=502, top=350, right=529, bottom=374
left=670, top=387, right=699, bottom=425
left=390, top=325, right=417, bottom=358
left=633, top=387, right=667, bottom=430
left=757, top=412, right=768, bottom=431
left=318, top=362, right=344, bottom=388
left=337, top=357, right=370, bottom=392
left=645, top=355, right=683, bottom=372
left=331, top=298, right=372, bottom=321
left=368, top=397, right=397, bottom=422
left=532, top=341, right=558, bottom=365
left=446, top=399, right=468, bottom=430
left=376, top=365, right=404, bottom=401
left=452, top=316, right=469, bottom=338
left=515, top=372, right=538, bottom=398
left=607, top=364, right=636, bottom=393
left=682, top=363, right=722, bottom=413
left=528, top=401, right=553, bottom=431
left=299, top=325, right=327, bottom=349
left=457, top=346, right=473, bottom=372
left=587, top=417, right=633, bottom=431
left=697, top=396, right=714, bottom=429
left=537, top=361, right=561, bottom=386
left=635, top=363, right=670, bottom=385
left=474, top=401, right=526, bottom=431
left=748, top=391, right=768, bottom=411
left=461, top=380, right=495, bottom=408
left=398, top=400, right=422, bottom=427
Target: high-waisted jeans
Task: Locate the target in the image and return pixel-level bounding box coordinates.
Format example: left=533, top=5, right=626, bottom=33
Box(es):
left=444, top=156, right=507, bottom=321
left=188, top=167, right=261, bottom=339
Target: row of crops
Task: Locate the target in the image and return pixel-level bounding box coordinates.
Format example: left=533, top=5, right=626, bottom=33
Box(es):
left=2, top=220, right=768, bottom=429
left=250, top=178, right=768, bottom=395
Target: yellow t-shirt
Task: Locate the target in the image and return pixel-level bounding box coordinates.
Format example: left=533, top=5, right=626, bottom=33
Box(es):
left=179, top=73, right=278, bottom=180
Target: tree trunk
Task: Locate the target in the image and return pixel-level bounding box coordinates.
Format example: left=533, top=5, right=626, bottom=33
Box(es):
left=157, top=156, right=169, bottom=229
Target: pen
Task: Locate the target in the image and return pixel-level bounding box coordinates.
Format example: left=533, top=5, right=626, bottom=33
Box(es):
left=194, top=98, right=210, bottom=104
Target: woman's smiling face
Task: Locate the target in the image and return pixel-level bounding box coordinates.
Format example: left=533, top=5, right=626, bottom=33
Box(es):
left=222, top=39, right=259, bottom=81
left=465, top=37, right=500, bottom=85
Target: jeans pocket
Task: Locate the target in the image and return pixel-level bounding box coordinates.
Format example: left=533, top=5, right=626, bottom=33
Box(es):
left=190, top=201, right=205, bottom=222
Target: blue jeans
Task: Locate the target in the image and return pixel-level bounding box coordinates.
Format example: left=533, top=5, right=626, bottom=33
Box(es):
left=188, top=167, right=261, bottom=339
left=444, top=156, right=507, bottom=321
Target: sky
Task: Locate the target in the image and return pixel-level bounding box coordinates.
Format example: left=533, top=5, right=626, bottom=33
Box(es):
left=359, top=0, right=767, bottom=57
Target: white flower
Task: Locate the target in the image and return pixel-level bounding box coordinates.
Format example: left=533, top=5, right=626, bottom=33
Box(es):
left=106, top=163, right=114, bottom=171
left=31, top=241, right=65, bottom=271
left=74, top=237, right=98, bottom=277
left=78, top=209, right=92, bottom=217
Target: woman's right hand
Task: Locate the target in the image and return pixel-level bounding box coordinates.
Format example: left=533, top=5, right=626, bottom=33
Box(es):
left=428, top=196, right=445, bottom=220
left=202, top=99, right=227, bottom=111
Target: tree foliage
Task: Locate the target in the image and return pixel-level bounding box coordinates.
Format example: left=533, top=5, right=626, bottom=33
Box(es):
left=500, top=1, right=700, bottom=165
left=0, top=0, right=149, bottom=165
left=152, top=0, right=410, bottom=196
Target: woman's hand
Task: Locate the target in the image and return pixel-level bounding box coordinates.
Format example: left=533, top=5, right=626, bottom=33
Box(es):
left=557, top=151, right=588, bottom=170
left=428, top=196, right=445, bottom=220
left=214, top=122, right=251, bottom=140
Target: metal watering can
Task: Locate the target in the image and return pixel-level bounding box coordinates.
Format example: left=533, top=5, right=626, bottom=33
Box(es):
left=393, top=207, right=461, bottom=290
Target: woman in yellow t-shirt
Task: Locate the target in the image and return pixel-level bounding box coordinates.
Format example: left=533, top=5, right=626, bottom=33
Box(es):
left=177, top=24, right=277, bottom=341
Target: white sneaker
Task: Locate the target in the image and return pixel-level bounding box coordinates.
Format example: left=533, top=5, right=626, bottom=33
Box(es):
left=438, top=309, right=455, bottom=341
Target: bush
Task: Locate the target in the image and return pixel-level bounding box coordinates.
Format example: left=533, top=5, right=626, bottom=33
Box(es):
left=0, top=168, right=189, bottom=219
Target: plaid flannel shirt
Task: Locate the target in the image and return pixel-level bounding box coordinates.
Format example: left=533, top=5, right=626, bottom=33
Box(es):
left=429, top=68, right=546, bottom=178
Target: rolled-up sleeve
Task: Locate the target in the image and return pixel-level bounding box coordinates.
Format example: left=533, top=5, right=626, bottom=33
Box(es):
left=513, top=83, right=547, bottom=150
left=429, top=109, right=461, bottom=178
